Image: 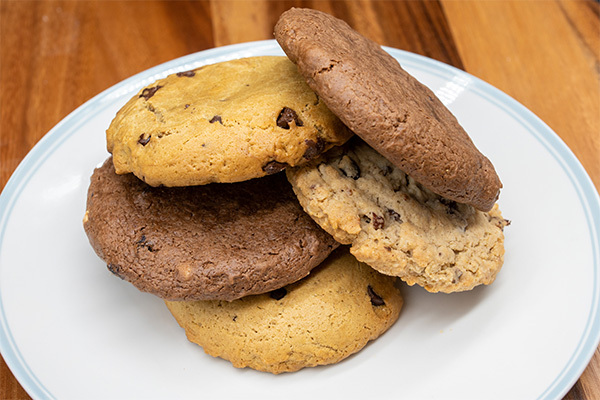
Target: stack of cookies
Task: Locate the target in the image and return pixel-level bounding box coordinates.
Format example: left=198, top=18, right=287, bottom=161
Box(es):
left=83, top=8, right=508, bottom=374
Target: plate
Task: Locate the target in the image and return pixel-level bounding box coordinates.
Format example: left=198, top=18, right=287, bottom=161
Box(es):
left=1, top=40, right=598, bottom=400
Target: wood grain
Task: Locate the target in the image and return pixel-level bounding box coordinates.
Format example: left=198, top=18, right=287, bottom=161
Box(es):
left=0, top=1, right=598, bottom=399
left=0, top=0, right=215, bottom=193
left=442, top=0, right=600, bottom=193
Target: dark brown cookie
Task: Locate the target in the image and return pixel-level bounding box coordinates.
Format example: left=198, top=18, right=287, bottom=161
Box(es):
left=83, top=158, right=339, bottom=301
left=274, top=8, right=502, bottom=212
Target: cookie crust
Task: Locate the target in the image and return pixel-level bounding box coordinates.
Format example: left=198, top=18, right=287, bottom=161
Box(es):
left=83, top=158, right=339, bottom=301
left=107, top=56, right=352, bottom=187
left=286, top=139, right=509, bottom=293
left=165, top=248, right=403, bottom=374
left=275, top=8, right=502, bottom=212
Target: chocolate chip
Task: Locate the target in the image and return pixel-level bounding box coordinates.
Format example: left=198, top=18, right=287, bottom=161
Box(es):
left=139, top=85, right=162, bottom=100
left=138, top=134, right=151, bottom=146
left=387, top=208, right=403, bottom=223
left=303, top=138, right=325, bottom=160
left=269, top=287, right=287, bottom=300
left=367, top=285, right=385, bottom=306
left=176, top=70, right=195, bottom=77
left=372, top=213, right=385, bottom=230
left=209, top=115, right=222, bottom=124
left=276, top=107, right=303, bottom=129
left=107, top=263, right=125, bottom=279
left=362, top=214, right=371, bottom=224
left=232, top=315, right=237, bottom=322
left=136, top=235, right=156, bottom=252
left=489, top=217, right=511, bottom=231
left=339, top=156, right=361, bottom=180
left=262, top=161, right=288, bottom=175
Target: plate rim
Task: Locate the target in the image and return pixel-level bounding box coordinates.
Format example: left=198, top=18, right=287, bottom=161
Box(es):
left=0, top=39, right=598, bottom=400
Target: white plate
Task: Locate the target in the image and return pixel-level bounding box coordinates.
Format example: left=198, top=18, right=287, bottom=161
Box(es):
left=1, top=40, right=599, bottom=400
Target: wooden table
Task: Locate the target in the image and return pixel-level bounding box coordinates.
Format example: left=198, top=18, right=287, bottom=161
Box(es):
left=1, top=1, right=598, bottom=398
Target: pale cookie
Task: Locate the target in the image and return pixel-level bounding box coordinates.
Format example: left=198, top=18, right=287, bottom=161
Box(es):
left=275, top=8, right=501, bottom=211
left=286, top=139, right=510, bottom=293
left=107, top=56, right=352, bottom=187
left=165, top=248, right=403, bottom=374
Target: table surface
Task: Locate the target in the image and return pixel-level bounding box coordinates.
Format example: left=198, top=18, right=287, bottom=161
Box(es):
left=1, top=1, right=598, bottom=399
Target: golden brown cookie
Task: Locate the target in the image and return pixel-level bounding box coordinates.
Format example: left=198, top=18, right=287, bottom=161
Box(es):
left=165, top=248, right=403, bottom=374
left=107, top=56, right=352, bottom=187
left=286, top=138, right=509, bottom=293
left=275, top=8, right=501, bottom=211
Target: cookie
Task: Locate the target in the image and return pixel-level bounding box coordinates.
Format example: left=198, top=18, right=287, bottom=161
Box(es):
left=286, top=138, right=509, bottom=293
left=274, top=8, right=502, bottom=212
left=83, top=158, right=339, bottom=301
left=165, top=248, right=403, bottom=374
left=106, top=56, right=352, bottom=187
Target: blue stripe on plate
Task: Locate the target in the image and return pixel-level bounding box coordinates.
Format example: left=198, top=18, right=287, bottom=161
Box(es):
left=0, top=40, right=284, bottom=400
left=0, top=40, right=598, bottom=400
left=383, top=46, right=600, bottom=400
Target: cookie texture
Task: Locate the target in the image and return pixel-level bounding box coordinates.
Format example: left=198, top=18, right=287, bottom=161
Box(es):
left=275, top=8, right=502, bottom=212
left=107, top=56, right=352, bottom=187
left=83, top=158, right=339, bottom=301
left=286, top=139, right=509, bottom=293
left=165, top=248, right=403, bottom=374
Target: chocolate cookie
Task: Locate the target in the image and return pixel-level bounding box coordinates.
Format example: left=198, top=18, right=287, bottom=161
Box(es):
left=274, top=8, right=502, bottom=212
left=165, top=248, right=403, bottom=374
left=83, top=158, right=339, bottom=301
left=106, top=56, right=352, bottom=187
left=286, top=138, right=509, bottom=293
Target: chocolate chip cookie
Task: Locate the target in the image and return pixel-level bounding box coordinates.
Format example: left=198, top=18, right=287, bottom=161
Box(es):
left=83, top=158, right=339, bottom=301
left=107, top=56, right=352, bottom=187
left=286, top=138, right=509, bottom=293
left=165, top=248, right=403, bottom=374
left=275, top=8, right=501, bottom=212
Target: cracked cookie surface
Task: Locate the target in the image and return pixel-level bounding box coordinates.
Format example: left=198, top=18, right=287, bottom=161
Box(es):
left=83, top=158, right=338, bottom=301
left=106, top=56, right=352, bottom=187
left=165, top=248, right=403, bottom=374
left=275, top=8, right=501, bottom=211
left=286, top=138, right=509, bottom=293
